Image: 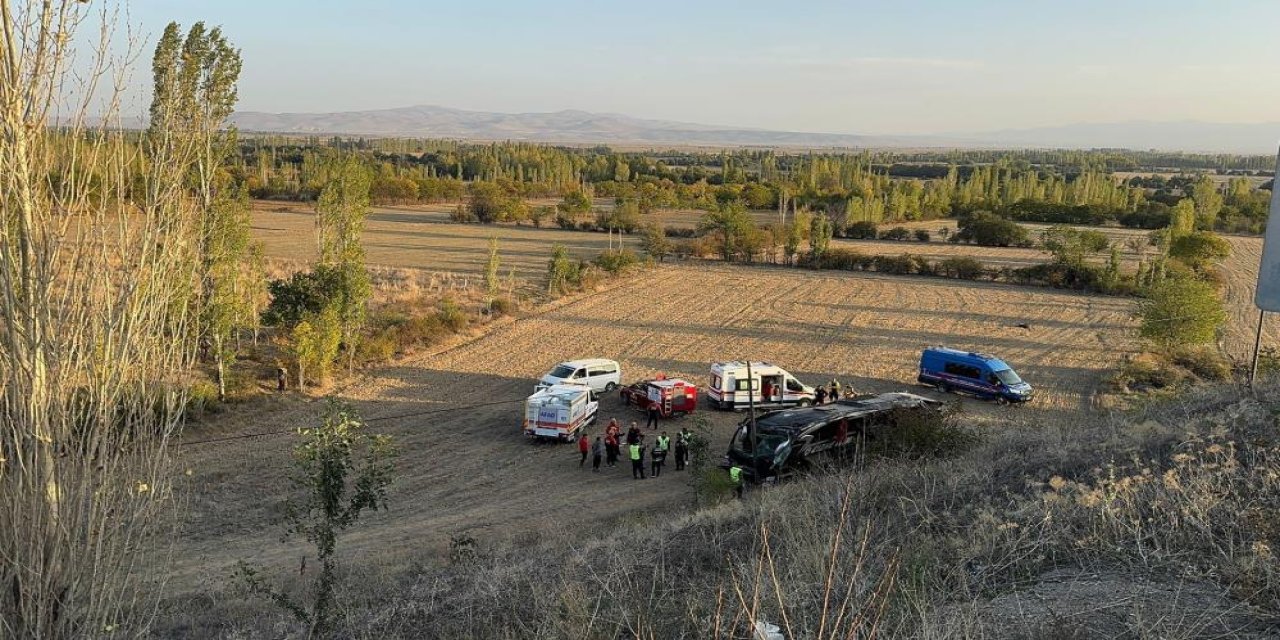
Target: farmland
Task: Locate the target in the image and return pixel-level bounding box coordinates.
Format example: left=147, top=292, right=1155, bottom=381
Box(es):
left=169, top=253, right=1140, bottom=603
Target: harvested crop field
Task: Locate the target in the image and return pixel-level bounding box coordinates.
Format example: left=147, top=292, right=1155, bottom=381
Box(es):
left=169, top=262, right=1140, bottom=603
left=251, top=202, right=641, bottom=281
left=1221, top=235, right=1273, bottom=360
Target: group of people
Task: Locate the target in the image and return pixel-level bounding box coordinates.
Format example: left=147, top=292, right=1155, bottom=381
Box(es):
left=576, top=417, right=693, bottom=480
left=814, top=379, right=851, bottom=405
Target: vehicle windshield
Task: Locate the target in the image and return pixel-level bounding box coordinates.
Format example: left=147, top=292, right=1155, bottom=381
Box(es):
left=994, top=368, right=1022, bottom=385
left=732, top=427, right=790, bottom=458
left=549, top=364, right=577, bottom=378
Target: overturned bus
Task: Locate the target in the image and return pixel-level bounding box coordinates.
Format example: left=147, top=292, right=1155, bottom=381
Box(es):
left=723, top=392, right=943, bottom=482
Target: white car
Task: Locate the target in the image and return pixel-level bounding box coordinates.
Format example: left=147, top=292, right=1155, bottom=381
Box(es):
left=536, top=358, right=621, bottom=394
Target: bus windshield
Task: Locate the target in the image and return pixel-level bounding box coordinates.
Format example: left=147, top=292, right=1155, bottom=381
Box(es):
left=731, top=428, right=790, bottom=458
left=994, top=368, right=1022, bottom=385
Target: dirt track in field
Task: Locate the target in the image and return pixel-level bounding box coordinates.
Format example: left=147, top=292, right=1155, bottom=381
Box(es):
left=170, top=261, right=1139, bottom=596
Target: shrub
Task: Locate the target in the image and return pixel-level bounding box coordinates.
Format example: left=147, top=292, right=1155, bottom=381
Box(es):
left=914, top=229, right=931, bottom=242
left=954, top=212, right=1030, bottom=247
left=1013, top=263, right=1102, bottom=291
left=490, top=297, right=515, bottom=316
left=868, top=404, right=976, bottom=459
left=1169, top=231, right=1232, bottom=271
left=555, top=211, right=577, bottom=230
left=813, top=248, right=872, bottom=271
left=449, top=204, right=475, bottom=223
left=1169, top=347, right=1232, bottom=381
left=262, top=265, right=344, bottom=328
left=938, top=257, right=986, bottom=280
left=1107, top=353, right=1192, bottom=393
left=186, top=380, right=219, bottom=416
left=871, top=254, right=917, bottom=275
left=436, top=297, right=468, bottom=332
left=880, top=227, right=912, bottom=241
left=592, top=248, right=640, bottom=274
left=845, top=221, right=878, bottom=239
left=1139, top=277, right=1226, bottom=347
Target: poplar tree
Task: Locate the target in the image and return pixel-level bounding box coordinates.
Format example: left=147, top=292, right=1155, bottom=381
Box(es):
left=150, top=21, right=245, bottom=400
left=315, top=156, right=373, bottom=373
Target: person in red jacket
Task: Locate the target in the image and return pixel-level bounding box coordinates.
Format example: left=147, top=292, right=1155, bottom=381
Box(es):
left=577, top=433, right=590, bottom=467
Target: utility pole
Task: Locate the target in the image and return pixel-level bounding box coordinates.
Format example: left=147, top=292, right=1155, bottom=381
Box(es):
left=1250, top=309, right=1266, bottom=388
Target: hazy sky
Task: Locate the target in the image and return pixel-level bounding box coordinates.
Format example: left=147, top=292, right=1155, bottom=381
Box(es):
left=122, top=0, right=1280, bottom=135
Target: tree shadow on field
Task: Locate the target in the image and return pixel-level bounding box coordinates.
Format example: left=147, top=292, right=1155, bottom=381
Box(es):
left=796, top=301, right=1133, bottom=332
left=551, top=314, right=1126, bottom=360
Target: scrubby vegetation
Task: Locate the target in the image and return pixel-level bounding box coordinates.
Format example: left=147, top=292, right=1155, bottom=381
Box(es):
left=165, top=382, right=1280, bottom=638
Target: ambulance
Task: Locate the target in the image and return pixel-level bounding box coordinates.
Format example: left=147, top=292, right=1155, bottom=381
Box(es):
left=706, top=361, right=815, bottom=410
left=522, top=383, right=599, bottom=441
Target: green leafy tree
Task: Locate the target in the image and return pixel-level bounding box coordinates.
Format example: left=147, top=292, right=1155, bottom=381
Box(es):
left=316, top=156, right=372, bottom=373
left=1139, top=277, right=1226, bottom=347
left=292, top=305, right=342, bottom=390
left=1169, top=231, right=1231, bottom=271
left=640, top=224, right=672, bottom=262
left=699, top=203, right=756, bottom=262
left=1191, top=176, right=1224, bottom=230
left=783, top=219, right=803, bottom=265
left=809, top=214, right=833, bottom=262
left=237, top=400, right=395, bottom=638
left=1168, top=198, right=1196, bottom=240
left=546, top=244, right=581, bottom=296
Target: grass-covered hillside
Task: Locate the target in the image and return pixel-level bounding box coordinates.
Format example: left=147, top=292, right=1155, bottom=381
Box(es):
left=163, top=381, right=1280, bottom=639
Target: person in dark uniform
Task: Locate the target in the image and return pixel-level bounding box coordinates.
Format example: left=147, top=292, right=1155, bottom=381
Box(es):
left=646, top=401, right=661, bottom=428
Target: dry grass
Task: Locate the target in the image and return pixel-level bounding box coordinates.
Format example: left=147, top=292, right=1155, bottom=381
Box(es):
left=157, top=380, right=1280, bottom=638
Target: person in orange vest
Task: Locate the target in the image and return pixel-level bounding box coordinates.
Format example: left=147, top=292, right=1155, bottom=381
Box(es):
left=577, top=433, right=590, bottom=468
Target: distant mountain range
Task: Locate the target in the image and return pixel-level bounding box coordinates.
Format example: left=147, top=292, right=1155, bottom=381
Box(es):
left=227, top=104, right=1280, bottom=154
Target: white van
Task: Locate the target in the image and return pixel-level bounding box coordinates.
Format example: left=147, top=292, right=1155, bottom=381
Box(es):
left=536, top=358, right=621, bottom=394
left=707, top=361, right=814, bottom=410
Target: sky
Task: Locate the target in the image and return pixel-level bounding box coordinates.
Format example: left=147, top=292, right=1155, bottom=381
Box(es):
left=111, top=0, right=1280, bottom=135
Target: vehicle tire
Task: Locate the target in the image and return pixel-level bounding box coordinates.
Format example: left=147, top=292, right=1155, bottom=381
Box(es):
left=797, top=399, right=811, bottom=407
left=935, top=382, right=950, bottom=394
left=995, top=396, right=1009, bottom=406
left=604, top=382, right=617, bottom=392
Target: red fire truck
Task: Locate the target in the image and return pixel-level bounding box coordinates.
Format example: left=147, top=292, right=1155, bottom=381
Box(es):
left=620, top=376, right=699, bottom=417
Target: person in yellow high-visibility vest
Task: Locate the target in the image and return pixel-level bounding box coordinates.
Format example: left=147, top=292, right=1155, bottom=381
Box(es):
left=630, top=440, right=646, bottom=480
left=729, top=464, right=744, bottom=499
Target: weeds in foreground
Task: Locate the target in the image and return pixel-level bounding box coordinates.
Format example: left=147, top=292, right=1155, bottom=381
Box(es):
left=235, top=400, right=397, bottom=637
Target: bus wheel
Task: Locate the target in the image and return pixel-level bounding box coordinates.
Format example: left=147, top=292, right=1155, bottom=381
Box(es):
left=935, top=382, right=950, bottom=394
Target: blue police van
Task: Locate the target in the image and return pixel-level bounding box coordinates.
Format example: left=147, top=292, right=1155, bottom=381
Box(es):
left=917, top=346, right=1033, bottom=404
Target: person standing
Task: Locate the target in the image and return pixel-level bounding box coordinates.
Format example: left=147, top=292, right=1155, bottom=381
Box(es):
left=674, top=432, right=689, bottom=471
left=630, top=440, right=646, bottom=479
left=651, top=439, right=667, bottom=477
left=577, top=433, right=590, bottom=468
left=830, top=379, right=841, bottom=401
left=276, top=366, right=287, bottom=392
left=646, top=400, right=661, bottom=428
left=729, top=464, right=744, bottom=499
left=605, top=430, right=619, bottom=467
left=591, top=436, right=604, bottom=472
left=815, top=385, right=827, bottom=405
left=626, top=422, right=642, bottom=445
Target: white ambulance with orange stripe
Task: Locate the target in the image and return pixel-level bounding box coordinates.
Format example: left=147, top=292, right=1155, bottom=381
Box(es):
left=707, top=361, right=815, bottom=410
left=523, top=383, right=599, bottom=442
